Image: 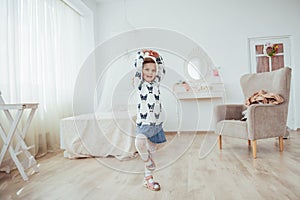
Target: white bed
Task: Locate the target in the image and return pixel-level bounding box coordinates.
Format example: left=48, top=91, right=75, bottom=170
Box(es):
left=60, top=110, right=138, bottom=160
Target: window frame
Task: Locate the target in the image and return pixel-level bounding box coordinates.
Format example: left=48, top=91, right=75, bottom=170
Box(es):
left=248, top=36, right=291, bottom=73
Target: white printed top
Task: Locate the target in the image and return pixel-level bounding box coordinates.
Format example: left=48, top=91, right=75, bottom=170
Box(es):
left=133, top=50, right=166, bottom=126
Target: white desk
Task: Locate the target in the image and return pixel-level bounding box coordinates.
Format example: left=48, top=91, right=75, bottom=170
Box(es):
left=174, top=89, right=224, bottom=132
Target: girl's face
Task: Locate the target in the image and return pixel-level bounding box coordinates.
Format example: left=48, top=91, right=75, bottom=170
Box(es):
left=142, top=63, right=156, bottom=82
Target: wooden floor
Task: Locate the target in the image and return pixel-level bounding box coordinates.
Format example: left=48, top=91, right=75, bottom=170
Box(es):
left=1, top=131, right=300, bottom=200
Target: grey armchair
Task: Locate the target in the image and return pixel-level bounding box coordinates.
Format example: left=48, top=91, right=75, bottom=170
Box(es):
left=214, top=67, right=291, bottom=158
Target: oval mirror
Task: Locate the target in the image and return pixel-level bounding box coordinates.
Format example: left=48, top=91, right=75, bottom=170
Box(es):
left=187, top=58, right=207, bottom=81
left=185, top=57, right=209, bottom=83
left=184, top=47, right=215, bottom=85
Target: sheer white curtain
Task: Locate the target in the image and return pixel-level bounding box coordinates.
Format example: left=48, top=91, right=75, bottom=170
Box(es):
left=0, top=0, right=83, bottom=156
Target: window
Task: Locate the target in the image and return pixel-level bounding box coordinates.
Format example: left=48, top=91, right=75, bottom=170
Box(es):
left=249, top=36, right=291, bottom=73
left=0, top=0, right=92, bottom=156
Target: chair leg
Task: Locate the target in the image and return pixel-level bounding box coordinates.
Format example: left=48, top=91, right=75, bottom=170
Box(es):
left=279, top=136, right=284, bottom=152
left=218, top=135, right=222, bottom=149
left=252, top=140, right=257, bottom=159
left=248, top=140, right=251, bottom=146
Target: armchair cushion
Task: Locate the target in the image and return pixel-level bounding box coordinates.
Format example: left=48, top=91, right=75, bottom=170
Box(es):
left=214, top=104, right=248, bottom=139
left=216, top=120, right=248, bottom=139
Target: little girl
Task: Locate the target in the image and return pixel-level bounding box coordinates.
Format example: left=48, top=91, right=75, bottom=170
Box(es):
left=133, top=49, right=166, bottom=191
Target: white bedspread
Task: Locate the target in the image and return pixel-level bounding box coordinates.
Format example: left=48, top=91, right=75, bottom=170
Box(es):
left=60, top=111, right=137, bottom=160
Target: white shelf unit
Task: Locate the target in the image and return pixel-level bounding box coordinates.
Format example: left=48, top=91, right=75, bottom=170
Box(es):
left=175, top=91, right=223, bottom=100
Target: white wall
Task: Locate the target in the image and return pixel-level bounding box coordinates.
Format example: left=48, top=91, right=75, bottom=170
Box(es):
left=91, top=0, right=300, bottom=129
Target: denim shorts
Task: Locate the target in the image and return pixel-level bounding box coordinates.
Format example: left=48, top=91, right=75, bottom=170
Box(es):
left=136, top=123, right=167, bottom=144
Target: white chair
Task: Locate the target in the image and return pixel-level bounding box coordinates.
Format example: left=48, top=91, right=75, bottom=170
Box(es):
left=0, top=91, right=39, bottom=181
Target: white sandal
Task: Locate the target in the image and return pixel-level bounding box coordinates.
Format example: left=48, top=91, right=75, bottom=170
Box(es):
left=143, top=175, right=160, bottom=191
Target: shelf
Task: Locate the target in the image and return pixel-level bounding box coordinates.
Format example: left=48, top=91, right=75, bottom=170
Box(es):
left=175, top=91, right=224, bottom=100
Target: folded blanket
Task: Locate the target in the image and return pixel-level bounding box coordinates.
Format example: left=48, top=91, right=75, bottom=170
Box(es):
left=241, top=90, right=284, bottom=121
left=245, top=90, right=284, bottom=106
